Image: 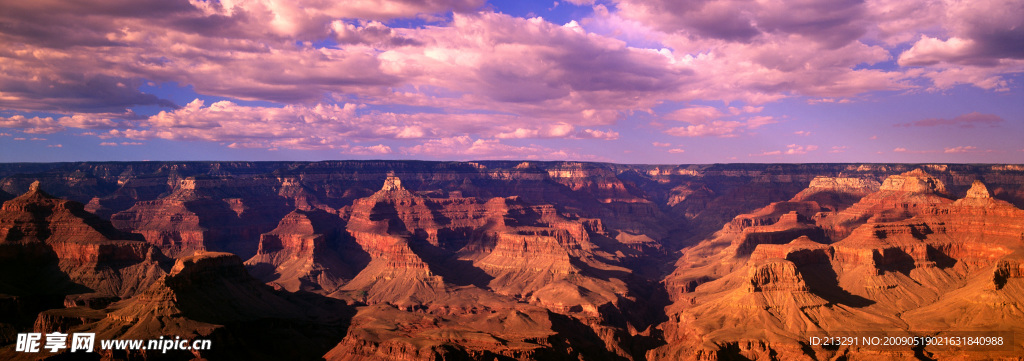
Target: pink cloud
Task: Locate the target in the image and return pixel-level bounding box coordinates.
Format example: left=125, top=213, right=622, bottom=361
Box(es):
left=379, top=12, right=691, bottom=122
left=944, top=146, right=976, bottom=153
left=652, top=141, right=671, bottom=147
left=340, top=144, right=393, bottom=155
left=574, top=129, right=620, bottom=140
left=667, top=148, right=685, bottom=153
left=662, top=110, right=776, bottom=138
left=665, top=106, right=724, bottom=124
left=0, top=115, right=64, bottom=134
left=794, top=130, right=811, bottom=136
left=665, top=121, right=744, bottom=137
left=0, top=0, right=1021, bottom=159
left=752, top=144, right=819, bottom=156
left=107, top=98, right=620, bottom=151
left=893, top=147, right=949, bottom=154
left=898, top=112, right=1004, bottom=127
left=399, top=136, right=592, bottom=160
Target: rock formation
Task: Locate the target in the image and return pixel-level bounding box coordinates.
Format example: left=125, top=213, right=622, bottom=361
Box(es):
left=651, top=173, right=1024, bottom=360
left=23, top=252, right=355, bottom=360
left=244, top=209, right=355, bottom=293
left=2, top=162, right=1024, bottom=360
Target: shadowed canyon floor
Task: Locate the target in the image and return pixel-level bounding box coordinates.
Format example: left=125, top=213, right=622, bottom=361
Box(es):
left=0, top=162, right=1022, bottom=360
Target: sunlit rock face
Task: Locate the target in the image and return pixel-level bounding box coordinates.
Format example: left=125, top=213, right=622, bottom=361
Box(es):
left=2, top=162, right=1024, bottom=360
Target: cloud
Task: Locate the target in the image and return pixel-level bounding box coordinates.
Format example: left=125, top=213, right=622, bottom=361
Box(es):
left=332, top=20, right=421, bottom=47
left=667, top=148, right=685, bottom=153
left=893, top=147, right=944, bottom=154
left=898, top=112, right=1005, bottom=127
left=0, top=115, right=64, bottom=134
left=662, top=109, right=776, bottom=137
left=665, top=106, right=724, bottom=124
left=652, top=141, right=671, bottom=147
left=829, top=145, right=847, bottom=153
left=118, top=98, right=627, bottom=150
left=752, top=144, right=819, bottom=156
left=99, top=141, right=144, bottom=146
left=339, top=144, right=393, bottom=155
left=942, top=145, right=974, bottom=153
left=613, top=0, right=867, bottom=46
left=0, top=0, right=1022, bottom=161
left=574, top=129, right=620, bottom=140
left=399, top=136, right=590, bottom=160
left=794, top=130, right=811, bottom=136
left=665, top=121, right=744, bottom=137
left=47, top=144, right=62, bottom=148
left=378, top=12, right=691, bottom=122
left=887, top=0, right=1024, bottom=90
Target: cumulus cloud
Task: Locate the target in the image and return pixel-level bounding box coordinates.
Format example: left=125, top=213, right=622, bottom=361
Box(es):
left=0, top=0, right=1022, bottom=159
left=0, top=116, right=64, bottom=134
left=378, top=12, right=691, bottom=123
left=613, top=0, right=867, bottom=46
left=94, top=98, right=621, bottom=152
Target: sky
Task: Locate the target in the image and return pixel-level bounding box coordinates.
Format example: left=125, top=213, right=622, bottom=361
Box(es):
left=0, top=0, right=1022, bottom=164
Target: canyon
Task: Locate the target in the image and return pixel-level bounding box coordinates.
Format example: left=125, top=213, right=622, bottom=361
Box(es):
left=0, top=161, right=1022, bottom=360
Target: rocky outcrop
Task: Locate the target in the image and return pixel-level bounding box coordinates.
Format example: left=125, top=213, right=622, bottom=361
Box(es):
left=334, top=176, right=449, bottom=306
left=665, top=207, right=827, bottom=297
left=244, top=209, right=354, bottom=293
left=790, top=176, right=880, bottom=212
left=817, top=170, right=954, bottom=240
left=110, top=176, right=291, bottom=259
left=61, top=251, right=355, bottom=361
left=0, top=182, right=168, bottom=298
left=653, top=178, right=1024, bottom=360
left=323, top=303, right=554, bottom=361
left=33, top=306, right=105, bottom=334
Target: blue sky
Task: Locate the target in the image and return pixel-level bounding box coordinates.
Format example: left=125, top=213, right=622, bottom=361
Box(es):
left=1, top=0, right=1022, bottom=163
